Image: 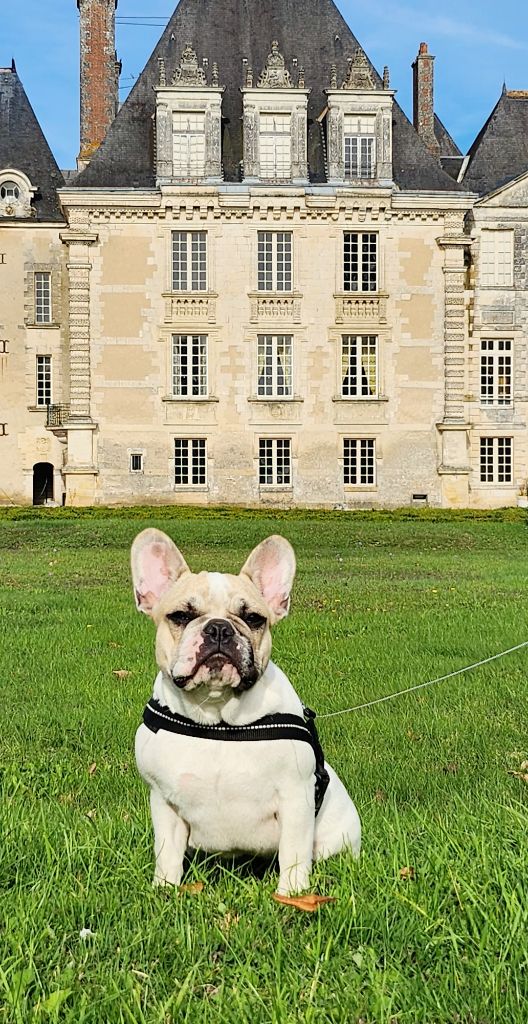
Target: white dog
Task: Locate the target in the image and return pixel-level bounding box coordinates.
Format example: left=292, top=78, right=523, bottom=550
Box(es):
left=132, top=529, right=361, bottom=895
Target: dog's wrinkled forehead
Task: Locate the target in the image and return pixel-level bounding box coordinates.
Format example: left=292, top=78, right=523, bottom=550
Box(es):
left=154, top=570, right=267, bottom=622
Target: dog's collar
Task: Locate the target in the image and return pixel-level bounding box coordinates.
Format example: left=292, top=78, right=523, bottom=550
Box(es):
left=142, top=698, right=330, bottom=815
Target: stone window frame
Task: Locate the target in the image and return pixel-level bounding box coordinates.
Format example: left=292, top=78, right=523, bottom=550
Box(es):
left=257, top=230, right=293, bottom=292
left=256, top=333, right=294, bottom=399
left=328, top=326, right=389, bottom=404
left=342, top=231, right=379, bottom=294
left=160, top=325, right=220, bottom=404
left=479, top=435, right=513, bottom=485
left=479, top=229, right=514, bottom=289
left=129, top=452, right=144, bottom=474
left=171, top=333, right=209, bottom=399
left=171, top=229, right=208, bottom=292
left=173, top=436, right=208, bottom=489
left=257, top=436, right=293, bottom=488
left=25, top=262, right=62, bottom=328
left=246, top=328, right=304, bottom=404
left=340, top=334, right=379, bottom=399
left=480, top=338, right=513, bottom=408
left=35, top=354, right=52, bottom=407
left=341, top=436, right=377, bottom=488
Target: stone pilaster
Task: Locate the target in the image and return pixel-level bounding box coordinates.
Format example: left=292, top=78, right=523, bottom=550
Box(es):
left=436, top=211, right=471, bottom=505
left=59, top=230, right=99, bottom=505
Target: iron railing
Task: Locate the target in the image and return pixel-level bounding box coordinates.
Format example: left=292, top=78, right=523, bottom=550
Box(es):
left=46, top=403, right=70, bottom=427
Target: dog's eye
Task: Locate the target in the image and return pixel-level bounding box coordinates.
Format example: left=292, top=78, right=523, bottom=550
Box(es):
left=166, top=610, right=197, bottom=628
left=242, top=611, right=267, bottom=630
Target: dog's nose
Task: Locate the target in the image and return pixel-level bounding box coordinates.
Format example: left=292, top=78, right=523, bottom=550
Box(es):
left=203, top=618, right=235, bottom=645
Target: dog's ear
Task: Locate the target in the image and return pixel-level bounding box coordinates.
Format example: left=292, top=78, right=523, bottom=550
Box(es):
left=241, top=535, right=296, bottom=622
left=131, top=529, right=190, bottom=615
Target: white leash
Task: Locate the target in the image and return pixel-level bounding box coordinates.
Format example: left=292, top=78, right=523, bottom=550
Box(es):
left=318, top=640, right=528, bottom=720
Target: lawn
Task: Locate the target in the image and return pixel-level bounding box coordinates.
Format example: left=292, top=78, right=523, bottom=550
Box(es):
left=1, top=507, right=527, bottom=1024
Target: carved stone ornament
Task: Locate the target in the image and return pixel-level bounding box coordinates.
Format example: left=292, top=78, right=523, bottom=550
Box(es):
left=171, top=44, right=207, bottom=86
left=342, top=47, right=375, bottom=90
left=257, top=40, right=293, bottom=88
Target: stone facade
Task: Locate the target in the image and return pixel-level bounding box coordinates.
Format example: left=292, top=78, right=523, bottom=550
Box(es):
left=0, top=224, right=67, bottom=505
left=52, top=185, right=474, bottom=509
left=1, top=2, right=528, bottom=510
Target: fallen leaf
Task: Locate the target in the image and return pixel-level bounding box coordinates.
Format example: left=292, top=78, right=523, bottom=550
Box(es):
left=508, top=771, right=528, bottom=783
left=520, top=760, right=528, bottom=772
left=272, top=893, right=337, bottom=912
left=113, top=670, right=132, bottom=679
left=85, top=808, right=96, bottom=820
left=399, top=866, right=415, bottom=881
left=374, top=789, right=386, bottom=803
left=442, top=762, right=459, bottom=775
left=88, top=763, right=97, bottom=775
left=178, top=881, right=204, bottom=894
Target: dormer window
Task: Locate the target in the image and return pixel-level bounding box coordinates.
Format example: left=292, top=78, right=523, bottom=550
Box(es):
left=173, top=112, right=206, bottom=178
left=344, top=116, right=376, bottom=179
left=1, top=181, right=20, bottom=200
left=325, top=49, right=394, bottom=187
left=155, top=46, right=223, bottom=184
left=0, top=168, right=35, bottom=217
left=259, top=113, right=291, bottom=179
left=242, top=41, right=310, bottom=185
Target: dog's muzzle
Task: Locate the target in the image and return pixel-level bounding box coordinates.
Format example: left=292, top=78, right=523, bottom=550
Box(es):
left=172, top=618, right=259, bottom=691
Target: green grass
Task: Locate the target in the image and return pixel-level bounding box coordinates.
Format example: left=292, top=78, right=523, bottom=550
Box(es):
left=1, top=508, right=528, bottom=1023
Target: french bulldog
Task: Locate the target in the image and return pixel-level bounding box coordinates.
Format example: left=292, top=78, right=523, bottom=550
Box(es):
left=132, top=528, right=361, bottom=895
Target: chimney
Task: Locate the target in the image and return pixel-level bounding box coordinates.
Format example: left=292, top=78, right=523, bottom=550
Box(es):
left=77, top=0, right=120, bottom=169
left=412, top=42, right=439, bottom=158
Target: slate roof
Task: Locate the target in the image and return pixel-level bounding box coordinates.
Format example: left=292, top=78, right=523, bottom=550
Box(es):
left=434, top=114, right=461, bottom=158
left=77, top=0, right=462, bottom=192
left=461, top=89, right=528, bottom=196
left=0, top=63, right=65, bottom=221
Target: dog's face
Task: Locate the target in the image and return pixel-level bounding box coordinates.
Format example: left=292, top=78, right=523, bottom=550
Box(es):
left=131, top=530, right=295, bottom=698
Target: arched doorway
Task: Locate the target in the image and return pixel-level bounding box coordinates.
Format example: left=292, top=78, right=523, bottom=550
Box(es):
left=33, top=463, right=54, bottom=505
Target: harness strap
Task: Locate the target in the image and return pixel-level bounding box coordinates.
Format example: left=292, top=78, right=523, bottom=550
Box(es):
left=143, top=698, right=330, bottom=816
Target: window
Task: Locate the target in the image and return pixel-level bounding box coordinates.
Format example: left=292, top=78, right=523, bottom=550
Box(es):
left=343, top=438, right=376, bottom=485
left=35, top=272, right=52, bottom=324
left=480, top=437, right=512, bottom=484
left=130, top=453, right=143, bottom=473
left=36, top=355, right=51, bottom=407
left=0, top=181, right=20, bottom=200
left=172, top=231, right=207, bottom=291
left=172, top=335, right=208, bottom=398
left=344, top=115, right=376, bottom=180
left=173, top=112, right=206, bottom=178
left=480, top=231, right=513, bottom=287
left=257, top=232, right=292, bottom=291
left=174, top=438, right=207, bottom=486
left=259, top=113, right=291, bottom=179
left=259, top=438, right=292, bottom=486
left=341, top=335, right=378, bottom=398
left=257, top=335, right=293, bottom=398
left=480, top=339, right=512, bottom=406
left=344, top=233, right=377, bottom=292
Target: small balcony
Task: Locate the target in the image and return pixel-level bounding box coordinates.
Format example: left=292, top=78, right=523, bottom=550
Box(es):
left=334, top=293, right=388, bottom=325
left=46, top=404, right=70, bottom=428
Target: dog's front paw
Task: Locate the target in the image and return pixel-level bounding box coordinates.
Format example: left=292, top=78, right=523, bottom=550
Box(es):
left=276, top=866, right=311, bottom=896
left=153, top=873, right=180, bottom=889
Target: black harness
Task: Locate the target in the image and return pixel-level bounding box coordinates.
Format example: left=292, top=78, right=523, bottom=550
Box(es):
left=143, top=698, right=330, bottom=816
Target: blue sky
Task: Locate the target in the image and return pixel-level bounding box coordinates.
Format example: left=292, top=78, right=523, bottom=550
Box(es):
left=3, top=0, right=528, bottom=169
